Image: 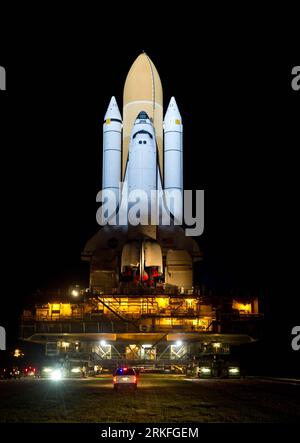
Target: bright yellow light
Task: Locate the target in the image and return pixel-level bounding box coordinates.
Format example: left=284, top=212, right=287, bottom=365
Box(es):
left=71, top=289, right=79, bottom=297
left=160, top=318, right=172, bottom=326
left=60, top=303, right=71, bottom=316
left=156, top=298, right=168, bottom=308
left=213, top=343, right=221, bottom=348
left=71, top=367, right=81, bottom=373
left=52, top=303, right=60, bottom=311
left=232, top=300, right=252, bottom=314
left=13, top=349, right=23, bottom=358
left=61, top=341, right=70, bottom=348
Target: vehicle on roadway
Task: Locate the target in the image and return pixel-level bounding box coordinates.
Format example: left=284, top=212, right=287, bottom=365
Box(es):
left=69, top=365, right=84, bottom=377
left=113, top=367, right=137, bottom=390
left=40, top=365, right=64, bottom=380
left=197, top=356, right=241, bottom=379
left=23, top=366, right=37, bottom=377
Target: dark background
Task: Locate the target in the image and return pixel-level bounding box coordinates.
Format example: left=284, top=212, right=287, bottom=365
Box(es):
left=0, top=13, right=299, bottom=375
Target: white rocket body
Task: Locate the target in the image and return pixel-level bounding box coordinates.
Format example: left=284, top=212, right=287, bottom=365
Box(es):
left=163, top=97, right=183, bottom=222
left=102, top=97, right=122, bottom=206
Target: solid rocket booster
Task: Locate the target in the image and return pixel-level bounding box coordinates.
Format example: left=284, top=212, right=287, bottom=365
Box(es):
left=102, top=96, right=122, bottom=205
left=164, top=97, right=183, bottom=221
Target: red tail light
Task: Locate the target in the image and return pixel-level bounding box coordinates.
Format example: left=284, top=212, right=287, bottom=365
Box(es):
left=134, top=376, right=137, bottom=383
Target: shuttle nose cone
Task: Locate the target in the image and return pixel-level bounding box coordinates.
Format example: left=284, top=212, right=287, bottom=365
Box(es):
left=137, top=111, right=149, bottom=120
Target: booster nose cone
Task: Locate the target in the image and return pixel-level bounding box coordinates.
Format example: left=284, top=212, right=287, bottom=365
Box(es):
left=104, top=96, right=122, bottom=122
left=164, top=97, right=181, bottom=124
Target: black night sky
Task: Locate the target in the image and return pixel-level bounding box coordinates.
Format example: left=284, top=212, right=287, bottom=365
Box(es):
left=0, top=15, right=299, bottom=374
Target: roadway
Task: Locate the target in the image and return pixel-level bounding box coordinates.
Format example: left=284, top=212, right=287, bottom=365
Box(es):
left=0, top=374, right=299, bottom=422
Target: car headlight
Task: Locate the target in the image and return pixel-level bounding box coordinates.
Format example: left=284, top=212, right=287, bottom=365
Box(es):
left=43, top=367, right=53, bottom=373
left=51, top=369, right=62, bottom=381
left=200, top=367, right=211, bottom=374
left=228, top=367, right=240, bottom=374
